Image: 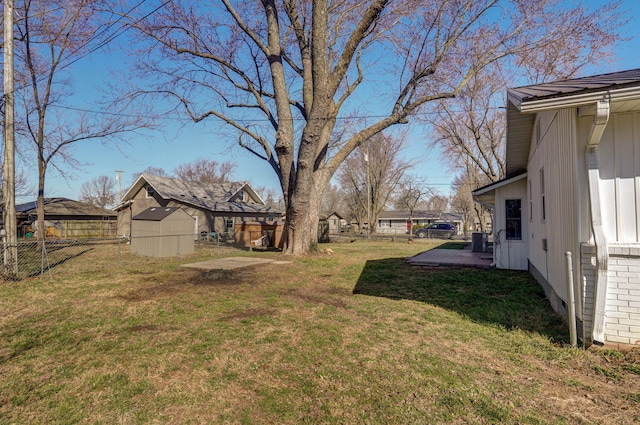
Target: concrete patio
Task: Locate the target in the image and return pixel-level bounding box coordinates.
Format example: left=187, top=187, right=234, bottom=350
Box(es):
left=408, top=244, right=493, bottom=269
left=181, top=256, right=276, bottom=270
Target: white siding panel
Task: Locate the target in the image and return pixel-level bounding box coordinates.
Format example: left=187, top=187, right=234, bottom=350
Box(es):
left=598, top=112, right=640, bottom=243
left=494, top=179, right=528, bottom=270
left=527, top=109, right=581, bottom=311
left=598, top=122, right=618, bottom=240
left=614, top=113, right=637, bottom=242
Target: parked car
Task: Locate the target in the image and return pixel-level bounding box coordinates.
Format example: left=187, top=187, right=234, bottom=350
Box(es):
left=414, top=223, right=456, bottom=239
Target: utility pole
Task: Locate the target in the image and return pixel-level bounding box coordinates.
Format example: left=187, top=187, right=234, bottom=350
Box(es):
left=115, top=170, right=124, bottom=202
left=3, top=0, right=18, bottom=277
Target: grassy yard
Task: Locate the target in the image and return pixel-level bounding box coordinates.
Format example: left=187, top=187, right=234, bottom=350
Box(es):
left=1, top=239, right=639, bottom=424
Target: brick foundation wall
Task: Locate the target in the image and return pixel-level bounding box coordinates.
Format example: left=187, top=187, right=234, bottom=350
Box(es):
left=581, top=243, right=640, bottom=348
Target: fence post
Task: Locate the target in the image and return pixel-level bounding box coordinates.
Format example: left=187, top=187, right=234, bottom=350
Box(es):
left=565, top=251, right=578, bottom=347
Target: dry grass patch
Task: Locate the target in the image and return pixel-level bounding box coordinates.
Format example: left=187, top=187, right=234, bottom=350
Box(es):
left=1, top=239, right=640, bottom=424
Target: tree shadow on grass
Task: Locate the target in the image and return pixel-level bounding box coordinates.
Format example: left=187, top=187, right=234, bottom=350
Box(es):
left=353, top=257, right=569, bottom=343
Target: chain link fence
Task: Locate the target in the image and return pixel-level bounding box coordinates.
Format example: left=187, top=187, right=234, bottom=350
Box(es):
left=0, top=233, right=264, bottom=281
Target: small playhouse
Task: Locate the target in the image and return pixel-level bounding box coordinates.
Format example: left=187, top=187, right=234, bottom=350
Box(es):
left=131, top=207, right=195, bottom=257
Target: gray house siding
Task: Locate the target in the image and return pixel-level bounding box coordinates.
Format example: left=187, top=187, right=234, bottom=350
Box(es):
left=116, top=175, right=281, bottom=238
left=131, top=207, right=195, bottom=257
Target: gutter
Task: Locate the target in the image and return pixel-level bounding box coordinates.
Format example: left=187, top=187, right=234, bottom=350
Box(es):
left=585, top=98, right=610, bottom=346
left=514, top=86, right=640, bottom=113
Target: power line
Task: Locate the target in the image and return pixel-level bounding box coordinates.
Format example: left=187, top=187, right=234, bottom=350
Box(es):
left=13, top=0, right=170, bottom=93
left=49, top=102, right=505, bottom=122
left=55, top=0, right=172, bottom=72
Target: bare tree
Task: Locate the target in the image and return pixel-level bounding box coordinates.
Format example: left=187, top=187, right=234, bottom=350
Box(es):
left=15, top=0, right=146, bottom=241
left=429, top=0, right=624, bottom=185
left=429, top=69, right=507, bottom=183
left=254, top=185, right=280, bottom=209
left=321, top=183, right=347, bottom=217
left=130, top=166, right=170, bottom=183
left=425, top=195, right=448, bottom=214
left=79, top=175, right=117, bottom=209
left=336, top=132, right=412, bottom=233
left=450, top=163, right=492, bottom=232
left=449, top=176, right=474, bottom=235
left=0, top=163, right=32, bottom=200
left=174, top=158, right=237, bottom=184
left=393, top=176, right=432, bottom=239
left=120, top=0, right=623, bottom=254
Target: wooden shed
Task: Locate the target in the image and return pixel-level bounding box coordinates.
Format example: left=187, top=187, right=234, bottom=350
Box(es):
left=235, top=222, right=285, bottom=249
left=131, top=207, right=195, bottom=257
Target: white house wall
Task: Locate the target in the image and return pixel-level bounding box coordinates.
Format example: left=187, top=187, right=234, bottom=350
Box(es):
left=494, top=179, right=528, bottom=270
left=528, top=106, right=640, bottom=347
left=579, top=109, right=640, bottom=347
left=526, top=109, right=583, bottom=320
left=595, top=111, right=640, bottom=242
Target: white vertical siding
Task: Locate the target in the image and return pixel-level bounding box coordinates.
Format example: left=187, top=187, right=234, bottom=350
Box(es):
left=494, top=179, right=528, bottom=270
left=527, top=109, right=582, bottom=315
left=578, top=110, right=640, bottom=347
left=598, top=111, right=640, bottom=242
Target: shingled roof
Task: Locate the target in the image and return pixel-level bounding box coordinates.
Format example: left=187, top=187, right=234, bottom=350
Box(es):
left=16, top=198, right=116, bottom=217
left=508, top=68, right=640, bottom=106
left=120, top=174, right=280, bottom=214
left=133, top=207, right=183, bottom=221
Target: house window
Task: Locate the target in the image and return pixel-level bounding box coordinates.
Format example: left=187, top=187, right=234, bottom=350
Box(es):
left=146, top=186, right=155, bottom=198
left=237, top=190, right=244, bottom=202
left=540, top=168, right=546, bottom=221
left=379, top=220, right=391, bottom=228
left=225, top=218, right=234, bottom=231
left=267, top=213, right=274, bottom=221
left=505, top=199, right=522, bottom=240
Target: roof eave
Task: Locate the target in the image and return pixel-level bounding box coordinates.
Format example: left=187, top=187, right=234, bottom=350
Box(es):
left=472, top=172, right=527, bottom=198
left=516, top=86, right=640, bottom=114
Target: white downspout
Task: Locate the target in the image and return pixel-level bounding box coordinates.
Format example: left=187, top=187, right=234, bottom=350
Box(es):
left=585, top=98, right=610, bottom=345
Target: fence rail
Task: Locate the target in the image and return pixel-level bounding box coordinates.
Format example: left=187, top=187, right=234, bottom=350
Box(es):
left=0, top=233, right=257, bottom=281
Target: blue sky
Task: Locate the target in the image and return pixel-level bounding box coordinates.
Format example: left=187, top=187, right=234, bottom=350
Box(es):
left=26, top=0, right=640, bottom=205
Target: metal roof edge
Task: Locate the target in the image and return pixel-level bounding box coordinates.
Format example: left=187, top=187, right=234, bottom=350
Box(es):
left=472, top=172, right=527, bottom=197
left=518, top=86, right=640, bottom=114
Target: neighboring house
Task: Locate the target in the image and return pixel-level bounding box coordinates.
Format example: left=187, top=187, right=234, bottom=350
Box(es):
left=377, top=210, right=463, bottom=235
left=15, top=198, right=117, bottom=238
left=472, top=68, right=640, bottom=348
left=327, top=212, right=346, bottom=233
left=116, top=174, right=282, bottom=238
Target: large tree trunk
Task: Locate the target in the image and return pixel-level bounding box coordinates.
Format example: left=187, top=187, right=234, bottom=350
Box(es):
left=283, top=167, right=328, bottom=255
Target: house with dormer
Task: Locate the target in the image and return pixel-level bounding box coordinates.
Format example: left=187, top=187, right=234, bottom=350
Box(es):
left=116, top=174, right=282, bottom=238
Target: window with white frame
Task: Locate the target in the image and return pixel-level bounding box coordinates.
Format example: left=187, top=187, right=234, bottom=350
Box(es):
left=146, top=185, right=155, bottom=198
left=505, top=199, right=522, bottom=240
left=225, top=218, right=234, bottom=231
